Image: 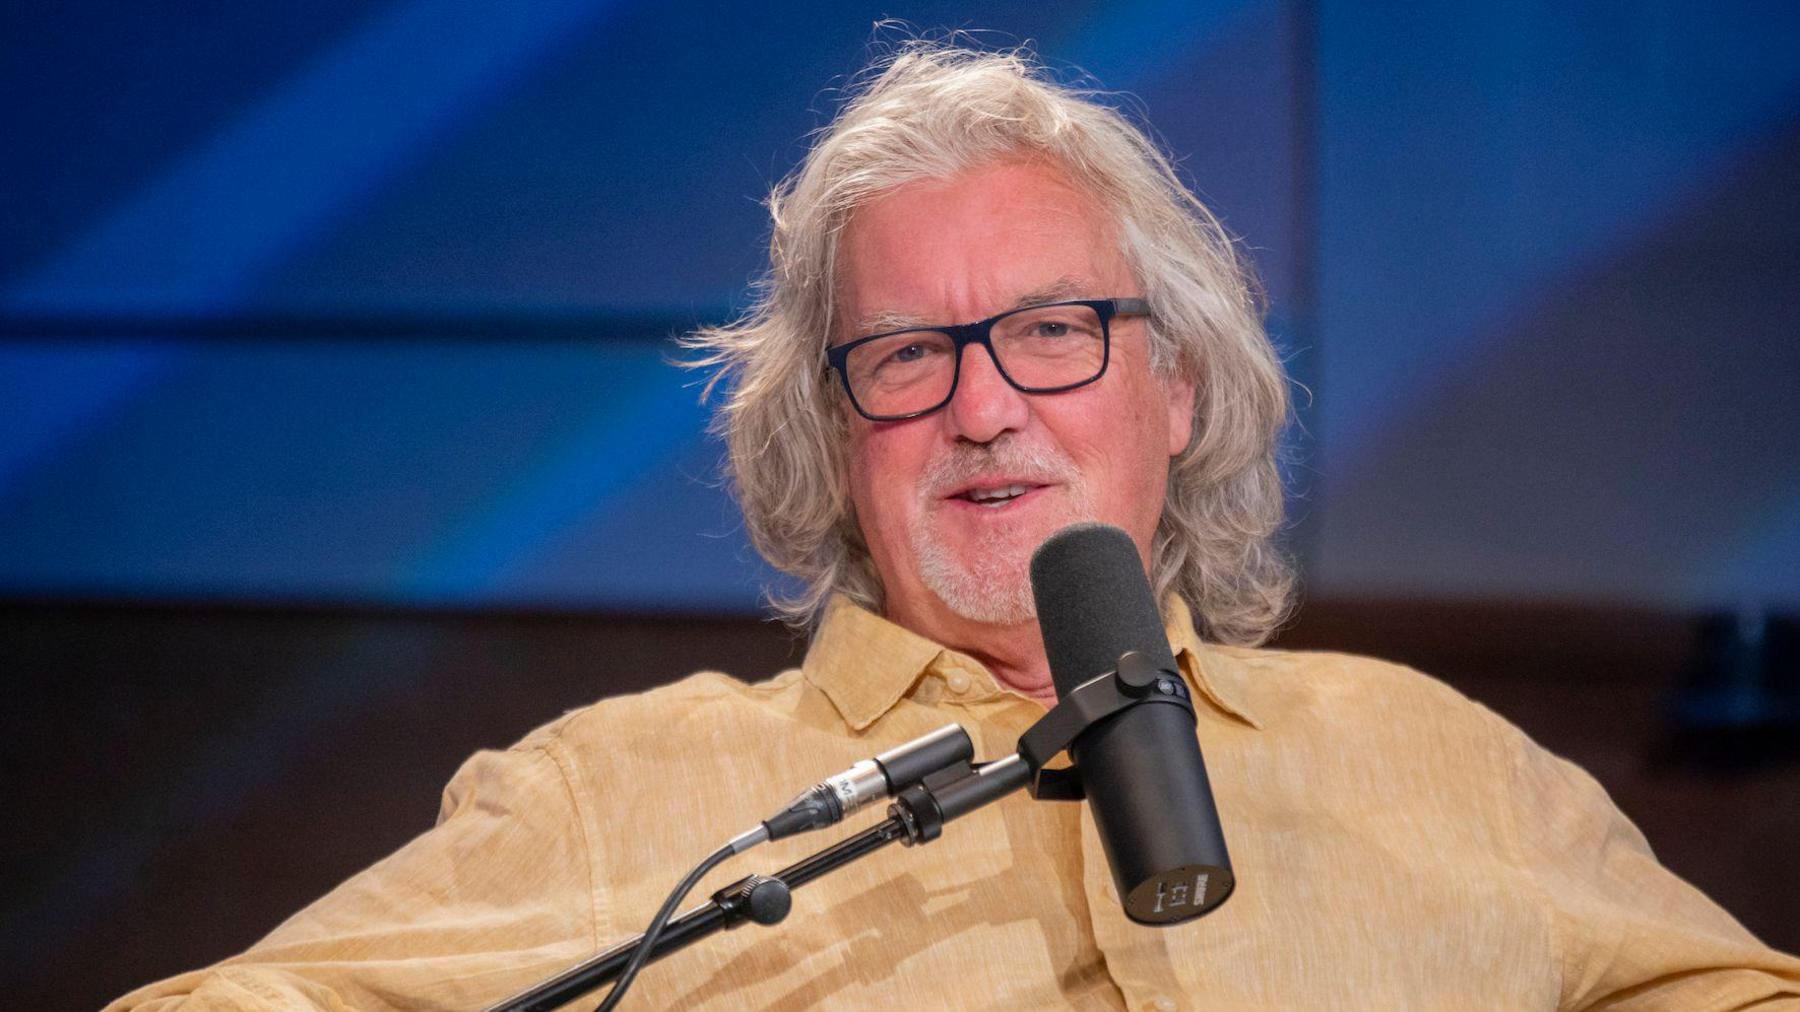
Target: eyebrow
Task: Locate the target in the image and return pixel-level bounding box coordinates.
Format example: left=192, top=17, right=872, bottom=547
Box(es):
left=848, top=277, right=1096, bottom=336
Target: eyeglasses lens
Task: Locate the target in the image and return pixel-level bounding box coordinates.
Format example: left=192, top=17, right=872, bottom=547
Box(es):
left=845, top=303, right=1106, bottom=418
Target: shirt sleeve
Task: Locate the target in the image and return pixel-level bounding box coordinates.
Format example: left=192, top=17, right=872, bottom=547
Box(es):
left=105, top=729, right=603, bottom=1011
left=1496, top=721, right=1800, bottom=1010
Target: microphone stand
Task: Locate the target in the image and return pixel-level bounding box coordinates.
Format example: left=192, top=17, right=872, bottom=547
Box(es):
left=485, top=754, right=1031, bottom=1012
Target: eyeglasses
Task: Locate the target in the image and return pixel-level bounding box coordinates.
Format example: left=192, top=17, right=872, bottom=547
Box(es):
left=825, top=297, right=1149, bottom=422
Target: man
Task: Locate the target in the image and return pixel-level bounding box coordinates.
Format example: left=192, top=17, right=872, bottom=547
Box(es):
left=114, top=43, right=1797, bottom=1010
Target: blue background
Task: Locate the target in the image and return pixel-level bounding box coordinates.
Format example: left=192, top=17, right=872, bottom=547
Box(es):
left=4, top=1, right=1798, bottom=612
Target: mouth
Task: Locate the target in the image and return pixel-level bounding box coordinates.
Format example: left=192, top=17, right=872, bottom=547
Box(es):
left=946, top=481, right=1048, bottom=509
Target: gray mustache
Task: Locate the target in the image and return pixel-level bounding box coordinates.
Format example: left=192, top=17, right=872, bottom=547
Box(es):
left=917, top=438, right=1082, bottom=497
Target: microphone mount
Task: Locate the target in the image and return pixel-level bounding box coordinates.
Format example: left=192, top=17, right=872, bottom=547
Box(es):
left=1016, top=650, right=1196, bottom=801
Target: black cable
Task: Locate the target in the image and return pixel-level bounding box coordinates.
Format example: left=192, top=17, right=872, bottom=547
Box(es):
left=593, top=841, right=736, bottom=1011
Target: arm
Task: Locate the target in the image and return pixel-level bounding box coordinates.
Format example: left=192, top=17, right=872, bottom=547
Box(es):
left=1497, top=723, right=1800, bottom=1010
left=107, top=726, right=602, bottom=1011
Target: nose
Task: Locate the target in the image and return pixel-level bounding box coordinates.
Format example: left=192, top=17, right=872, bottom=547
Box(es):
left=944, top=343, right=1030, bottom=443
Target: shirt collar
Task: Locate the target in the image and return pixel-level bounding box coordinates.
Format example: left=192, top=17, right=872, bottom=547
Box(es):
left=802, top=595, right=1263, bottom=731
left=1165, top=596, right=1265, bottom=730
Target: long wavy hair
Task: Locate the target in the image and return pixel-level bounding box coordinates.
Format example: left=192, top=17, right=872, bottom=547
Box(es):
left=685, top=42, right=1294, bottom=645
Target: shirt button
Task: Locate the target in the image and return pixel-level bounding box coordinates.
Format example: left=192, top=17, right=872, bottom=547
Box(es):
left=1147, top=997, right=1177, bottom=1012
left=946, top=671, right=972, bottom=695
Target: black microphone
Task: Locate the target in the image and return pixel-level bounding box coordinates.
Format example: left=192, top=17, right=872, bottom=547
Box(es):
left=1029, top=522, right=1234, bottom=924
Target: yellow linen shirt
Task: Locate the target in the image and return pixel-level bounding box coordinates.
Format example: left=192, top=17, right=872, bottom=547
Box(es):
left=112, top=598, right=1800, bottom=1010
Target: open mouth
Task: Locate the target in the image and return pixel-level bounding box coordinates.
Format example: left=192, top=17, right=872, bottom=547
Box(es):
left=952, top=483, right=1040, bottom=508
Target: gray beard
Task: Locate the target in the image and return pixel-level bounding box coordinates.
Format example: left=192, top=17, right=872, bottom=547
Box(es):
left=915, top=523, right=1040, bottom=624
left=908, top=437, right=1095, bottom=625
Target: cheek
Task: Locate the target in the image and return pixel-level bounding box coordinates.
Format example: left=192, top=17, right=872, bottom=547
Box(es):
left=1094, top=373, right=1182, bottom=503
left=844, top=425, right=918, bottom=540
left=844, top=429, right=878, bottom=518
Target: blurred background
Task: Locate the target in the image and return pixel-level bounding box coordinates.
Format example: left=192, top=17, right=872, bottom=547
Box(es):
left=4, top=2, right=1797, bottom=1007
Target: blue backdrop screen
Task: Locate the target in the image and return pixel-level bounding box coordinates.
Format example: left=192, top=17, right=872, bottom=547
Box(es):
left=3, top=1, right=1796, bottom=611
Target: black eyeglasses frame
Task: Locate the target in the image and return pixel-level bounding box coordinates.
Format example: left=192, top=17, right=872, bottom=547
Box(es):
left=824, top=297, right=1150, bottom=422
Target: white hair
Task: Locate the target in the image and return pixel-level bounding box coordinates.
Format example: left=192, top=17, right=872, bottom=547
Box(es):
left=685, top=41, right=1294, bottom=644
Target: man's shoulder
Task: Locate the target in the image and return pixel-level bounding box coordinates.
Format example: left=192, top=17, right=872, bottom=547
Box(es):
left=1203, top=643, right=1561, bottom=834
left=510, top=666, right=818, bottom=757
left=1208, top=640, right=1464, bottom=694
left=1205, top=642, right=1512, bottom=740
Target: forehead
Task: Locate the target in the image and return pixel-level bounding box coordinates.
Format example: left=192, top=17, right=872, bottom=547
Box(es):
left=835, top=160, right=1131, bottom=332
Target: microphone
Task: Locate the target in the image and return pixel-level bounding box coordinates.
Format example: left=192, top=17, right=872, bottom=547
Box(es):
left=757, top=724, right=973, bottom=843
left=1029, top=523, right=1234, bottom=924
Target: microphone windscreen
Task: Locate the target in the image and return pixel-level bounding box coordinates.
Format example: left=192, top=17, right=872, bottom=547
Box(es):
left=1030, top=522, right=1176, bottom=697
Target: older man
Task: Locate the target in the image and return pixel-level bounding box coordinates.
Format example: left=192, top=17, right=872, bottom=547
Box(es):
left=113, top=44, right=1797, bottom=1011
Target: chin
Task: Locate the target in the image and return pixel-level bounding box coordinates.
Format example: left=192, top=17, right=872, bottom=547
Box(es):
left=922, top=566, right=1036, bottom=625
left=909, top=518, right=1047, bottom=625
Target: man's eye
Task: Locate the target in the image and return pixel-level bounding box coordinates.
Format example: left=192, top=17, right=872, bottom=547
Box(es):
left=877, top=341, right=944, bottom=371
left=1033, top=321, right=1072, bottom=338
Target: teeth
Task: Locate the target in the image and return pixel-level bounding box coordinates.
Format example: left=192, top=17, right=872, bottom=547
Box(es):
left=966, top=483, right=1031, bottom=503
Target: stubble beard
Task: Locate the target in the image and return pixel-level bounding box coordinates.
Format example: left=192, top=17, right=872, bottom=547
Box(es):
left=909, top=437, right=1096, bottom=625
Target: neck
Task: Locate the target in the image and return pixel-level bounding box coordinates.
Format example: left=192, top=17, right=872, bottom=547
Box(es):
left=887, top=597, right=1058, bottom=706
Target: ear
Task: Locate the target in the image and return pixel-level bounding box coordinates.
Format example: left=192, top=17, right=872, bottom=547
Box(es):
left=1164, top=370, right=1198, bottom=456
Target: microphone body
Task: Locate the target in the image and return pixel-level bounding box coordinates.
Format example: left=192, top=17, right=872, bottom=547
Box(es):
left=1030, top=523, right=1234, bottom=924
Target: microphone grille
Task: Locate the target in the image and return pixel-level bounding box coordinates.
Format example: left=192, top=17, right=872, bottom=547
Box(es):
left=1029, top=523, right=1177, bottom=697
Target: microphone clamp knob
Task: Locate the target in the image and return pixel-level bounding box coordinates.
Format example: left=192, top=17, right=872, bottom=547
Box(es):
left=1115, top=650, right=1163, bottom=694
